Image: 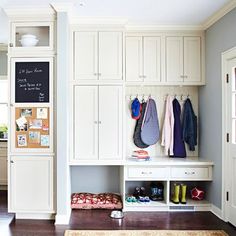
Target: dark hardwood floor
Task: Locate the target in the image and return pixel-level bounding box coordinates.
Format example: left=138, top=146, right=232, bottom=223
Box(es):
left=1, top=190, right=236, bottom=236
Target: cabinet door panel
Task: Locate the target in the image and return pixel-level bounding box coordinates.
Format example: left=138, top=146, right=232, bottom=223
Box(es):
left=10, top=158, right=53, bottom=212
left=74, top=32, right=98, bottom=80
left=74, top=86, right=98, bottom=160
left=125, top=37, right=143, bottom=81
left=99, top=32, right=122, bottom=80
left=99, top=86, right=122, bottom=160
left=143, top=37, right=161, bottom=82
left=184, top=37, right=201, bottom=82
left=166, top=37, right=183, bottom=82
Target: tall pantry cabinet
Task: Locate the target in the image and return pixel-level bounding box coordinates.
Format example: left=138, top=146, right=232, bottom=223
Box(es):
left=5, top=7, right=56, bottom=219
left=70, top=30, right=123, bottom=164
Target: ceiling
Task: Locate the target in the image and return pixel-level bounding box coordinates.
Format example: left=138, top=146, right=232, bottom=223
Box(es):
left=0, top=0, right=233, bottom=25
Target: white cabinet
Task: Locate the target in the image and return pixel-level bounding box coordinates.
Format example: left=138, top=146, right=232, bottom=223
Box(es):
left=73, top=85, right=122, bottom=161
left=166, top=36, right=201, bottom=83
left=123, top=161, right=213, bottom=212
left=125, top=36, right=161, bottom=82
left=74, top=86, right=98, bottom=160
left=9, top=156, right=54, bottom=213
left=74, top=32, right=122, bottom=81
left=0, top=142, right=7, bottom=185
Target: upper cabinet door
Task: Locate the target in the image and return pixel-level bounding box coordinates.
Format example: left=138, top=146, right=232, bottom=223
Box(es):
left=125, top=37, right=143, bottom=81
left=184, top=37, right=201, bottom=82
left=166, top=37, right=184, bottom=82
left=74, top=32, right=98, bottom=80
left=99, top=32, right=122, bottom=80
left=74, top=86, right=98, bottom=160
left=143, top=37, right=161, bottom=82
left=98, top=86, right=122, bottom=160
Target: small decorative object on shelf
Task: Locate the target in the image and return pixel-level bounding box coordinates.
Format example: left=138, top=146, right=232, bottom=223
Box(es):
left=19, top=34, right=39, bottom=47
left=130, top=150, right=150, bottom=161
left=191, top=187, right=204, bottom=200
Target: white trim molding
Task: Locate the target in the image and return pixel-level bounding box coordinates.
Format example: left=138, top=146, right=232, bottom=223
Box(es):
left=55, top=211, right=71, bottom=225
left=211, top=204, right=223, bottom=220
left=4, top=6, right=56, bottom=21
left=203, top=0, right=236, bottom=30
left=221, top=46, right=236, bottom=223
left=50, top=2, right=74, bottom=13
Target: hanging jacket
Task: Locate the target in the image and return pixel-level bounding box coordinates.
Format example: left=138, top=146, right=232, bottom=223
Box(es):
left=161, top=95, right=174, bottom=155
left=133, top=102, right=149, bottom=148
left=172, top=98, right=186, bottom=157
left=182, top=98, right=197, bottom=151
left=141, top=98, right=160, bottom=145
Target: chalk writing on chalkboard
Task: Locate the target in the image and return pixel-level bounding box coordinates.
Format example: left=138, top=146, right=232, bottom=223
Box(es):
left=15, top=62, right=49, bottom=103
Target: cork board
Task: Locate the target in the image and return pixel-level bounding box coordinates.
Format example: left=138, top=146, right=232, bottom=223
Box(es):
left=15, top=107, right=50, bottom=148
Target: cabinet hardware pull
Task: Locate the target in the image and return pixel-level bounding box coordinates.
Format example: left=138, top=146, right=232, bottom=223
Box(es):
left=99, top=121, right=101, bottom=124
left=10, top=160, right=14, bottom=163
left=98, top=73, right=101, bottom=76
left=139, top=75, right=143, bottom=78
left=10, top=104, right=14, bottom=107
left=94, top=121, right=98, bottom=124
left=141, top=171, right=152, bottom=175
left=9, top=43, right=13, bottom=47
left=184, top=171, right=195, bottom=175
left=143, top=75, right=147, bottom=78
left=94, top=73, right=97, bottom=76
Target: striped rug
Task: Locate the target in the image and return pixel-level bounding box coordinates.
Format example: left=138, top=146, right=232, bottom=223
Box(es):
left=64, top=230, right=228, bottom=236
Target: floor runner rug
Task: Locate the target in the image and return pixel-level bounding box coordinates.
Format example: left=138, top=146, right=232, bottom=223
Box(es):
left=64, top=230, right=228, bottom=236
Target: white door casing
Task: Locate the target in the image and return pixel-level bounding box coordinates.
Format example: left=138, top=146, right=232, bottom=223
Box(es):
left=222, top=47, right=236, bottom=227
left=74, top=86, right=98, bottom=160
left=226, top=57, right=236, bottom=226
left=99, top=32, right=122, bottom=80
left=98, top=86, right=122, bottom=160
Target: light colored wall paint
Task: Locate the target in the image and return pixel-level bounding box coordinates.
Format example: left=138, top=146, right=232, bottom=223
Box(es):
left=0, top=9, right=8, bottom=44
left=56, top=12, right=71, bottom=216
left=71, top=166, right=120, bottom=193
left=199, top=7, right=236, bottom=209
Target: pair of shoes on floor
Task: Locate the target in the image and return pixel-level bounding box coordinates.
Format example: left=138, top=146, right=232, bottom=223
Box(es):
left=172, top=183, right=187, bottom=204
left=126, top=196, right=137, bottom=203
left=133, top=186, right=150, bottom=202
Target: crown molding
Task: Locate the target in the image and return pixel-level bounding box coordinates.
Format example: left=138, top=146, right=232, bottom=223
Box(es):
left=50, top=2, right=73, bottom=13
left=4, top=5, right=56, bottom=21
left=70, top=17, right=128, bottom=26
left=202, top=0, right=236, bottom=30
left=125, top=24, right=204, bottom=31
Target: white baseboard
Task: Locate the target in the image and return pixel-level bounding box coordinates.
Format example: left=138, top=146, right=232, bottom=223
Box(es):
left=211, top=204, right=223, bottom=220
left=15, top=213, right=55, bottom=220
left=55, top=210, right=71, bottom=225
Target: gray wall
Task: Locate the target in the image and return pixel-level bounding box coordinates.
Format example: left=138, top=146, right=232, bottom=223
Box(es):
left=71, top=166, right=120, bottom=193
left=56, top=12, right=71, bottom=217
left=199, top=7, right=236, bottom=209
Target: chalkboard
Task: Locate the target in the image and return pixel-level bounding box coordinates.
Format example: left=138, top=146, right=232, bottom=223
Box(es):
left=15, top=62, right=49, bottom=103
